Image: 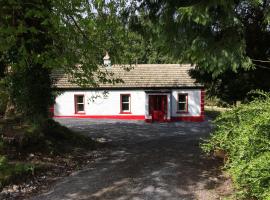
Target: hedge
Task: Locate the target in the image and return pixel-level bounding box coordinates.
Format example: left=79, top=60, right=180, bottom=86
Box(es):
left=202, top=94, right=270, bottom=199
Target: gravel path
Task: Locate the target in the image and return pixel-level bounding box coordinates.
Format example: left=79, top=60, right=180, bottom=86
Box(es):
left=31, top=119, right=231, bottom=200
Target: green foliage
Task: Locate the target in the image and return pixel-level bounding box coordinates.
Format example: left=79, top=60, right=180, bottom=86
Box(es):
left=122, top=9, right=179, bottom=64
left=142, top=0, right=270, bottom=73
left=140, top=0, right=270, bottom=103
left=0, top=0, right=60, bottom=121
left=0, top=0, right=140, bottom=122
left=7, top=67, right=53, bottom=122
left=202, top=93, right=270, bottom=199
left=0, top=156, right=35, bottom=188
left=189, top=64, right=270, bottom=104
left=119, top=32, right=177, bottom=64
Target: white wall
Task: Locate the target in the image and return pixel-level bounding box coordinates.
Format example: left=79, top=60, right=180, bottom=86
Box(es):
left=54, top=89, right=202, bottom=117
left=171, top=89, right=201, bottom=117
left=54, top=90, right=146, bottom=116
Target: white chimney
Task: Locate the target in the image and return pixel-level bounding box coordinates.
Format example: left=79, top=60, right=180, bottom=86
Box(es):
left=103, top=51, right=111, bottom=67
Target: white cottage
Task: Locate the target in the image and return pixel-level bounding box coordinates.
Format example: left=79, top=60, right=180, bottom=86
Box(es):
left=51, top=57, right=204, bottom=122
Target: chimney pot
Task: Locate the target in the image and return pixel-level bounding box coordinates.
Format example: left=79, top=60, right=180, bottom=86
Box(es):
left=103, top=51, right=111, bottom=67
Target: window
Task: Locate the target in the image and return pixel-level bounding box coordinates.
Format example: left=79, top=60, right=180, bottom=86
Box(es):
left=177, top=94, right=188, bottom=112
left=75, top=95, right=85, bottom=114
left=120, top=94, right=131, bottom=113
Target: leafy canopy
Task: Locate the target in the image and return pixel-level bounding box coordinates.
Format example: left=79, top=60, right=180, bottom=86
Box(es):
left=139, top=0, right=270, bottom=74
left=0, top=0, right=136, bottom=121
left=135, top=0, right=270, bottom=103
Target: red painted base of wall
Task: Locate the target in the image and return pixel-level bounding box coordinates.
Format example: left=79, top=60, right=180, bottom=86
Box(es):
left=53, top=115, right=145, bottom=120
left=53, top=115, right=204, bottom=122
left=145, top=116, right=204, bottom=122
left=171, top=116, right=204, bottom=122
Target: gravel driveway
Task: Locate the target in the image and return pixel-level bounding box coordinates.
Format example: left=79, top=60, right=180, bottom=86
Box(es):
left=31, top=119, right=230, bottom=200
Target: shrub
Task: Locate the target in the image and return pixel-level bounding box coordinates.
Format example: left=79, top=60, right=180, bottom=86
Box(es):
left=201, top=93, right=270, bottom=200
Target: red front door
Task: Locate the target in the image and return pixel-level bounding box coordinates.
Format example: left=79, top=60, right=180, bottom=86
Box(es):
left=149, top=95, right=167, bottom=122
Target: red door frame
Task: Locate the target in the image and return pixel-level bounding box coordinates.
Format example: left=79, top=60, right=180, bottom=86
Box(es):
left=149, top=95, right=167, bottom=122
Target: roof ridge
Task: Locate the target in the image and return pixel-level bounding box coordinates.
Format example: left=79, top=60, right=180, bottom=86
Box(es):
left=113, top=63, right=192, bottom=66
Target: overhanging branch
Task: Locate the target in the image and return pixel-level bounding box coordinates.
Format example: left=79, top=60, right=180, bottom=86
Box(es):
left=251, top=58, right=270, bottom=63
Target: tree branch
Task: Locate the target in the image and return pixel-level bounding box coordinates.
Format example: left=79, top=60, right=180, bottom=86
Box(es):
left=254, top=64, right=270, bottom=70
left=251, top=58, right=270, bottom=63
left=67, top=14, right=90, bottom=42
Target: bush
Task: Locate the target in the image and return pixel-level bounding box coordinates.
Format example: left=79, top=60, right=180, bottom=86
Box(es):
left=202, top=94, right=270, bottom=200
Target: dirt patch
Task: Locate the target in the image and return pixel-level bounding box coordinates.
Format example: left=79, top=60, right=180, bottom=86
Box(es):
left=0, top=148, right=109, bottom=200
left=0, top=118, right=106, bottom=200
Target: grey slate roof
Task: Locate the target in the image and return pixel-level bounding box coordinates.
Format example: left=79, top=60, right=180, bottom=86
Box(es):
left=52, top=64, right=202, bottom=89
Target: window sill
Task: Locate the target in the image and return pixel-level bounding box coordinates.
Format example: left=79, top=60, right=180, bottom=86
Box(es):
left=119, top=112, right=132, bottom=114
left=176, top=111, right=189, bottom=114
left=75, top=112, right=86, bottom=115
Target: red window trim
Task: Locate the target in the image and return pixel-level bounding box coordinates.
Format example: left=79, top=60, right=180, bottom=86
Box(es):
left=177, top=93, right=188, bottom=113
left=200, top=89, right=205, bottom=119
left=120, top=94, right=131, bottom=114
left=49, top=105, right=54, bottom=117
left=74, top=94, right=86, bottom=114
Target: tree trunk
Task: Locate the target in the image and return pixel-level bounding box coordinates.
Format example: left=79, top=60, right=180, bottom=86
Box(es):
left=4, top=97, right=16, bottom=119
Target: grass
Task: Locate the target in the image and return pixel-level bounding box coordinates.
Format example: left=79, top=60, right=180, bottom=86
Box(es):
left=0, top=156, right=35, bottom=188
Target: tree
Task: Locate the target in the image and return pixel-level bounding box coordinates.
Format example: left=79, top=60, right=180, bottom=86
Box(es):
left=190, top=67, right=257, bottom=104
left=0, top=0, right=133, bottom=123
left=138, top=0, right=270, bottom=102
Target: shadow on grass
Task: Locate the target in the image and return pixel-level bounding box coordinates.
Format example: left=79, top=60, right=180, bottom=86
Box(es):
left=205, top=110, right=222, bottom=120
left=0, top=118, right=99, bottom=191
